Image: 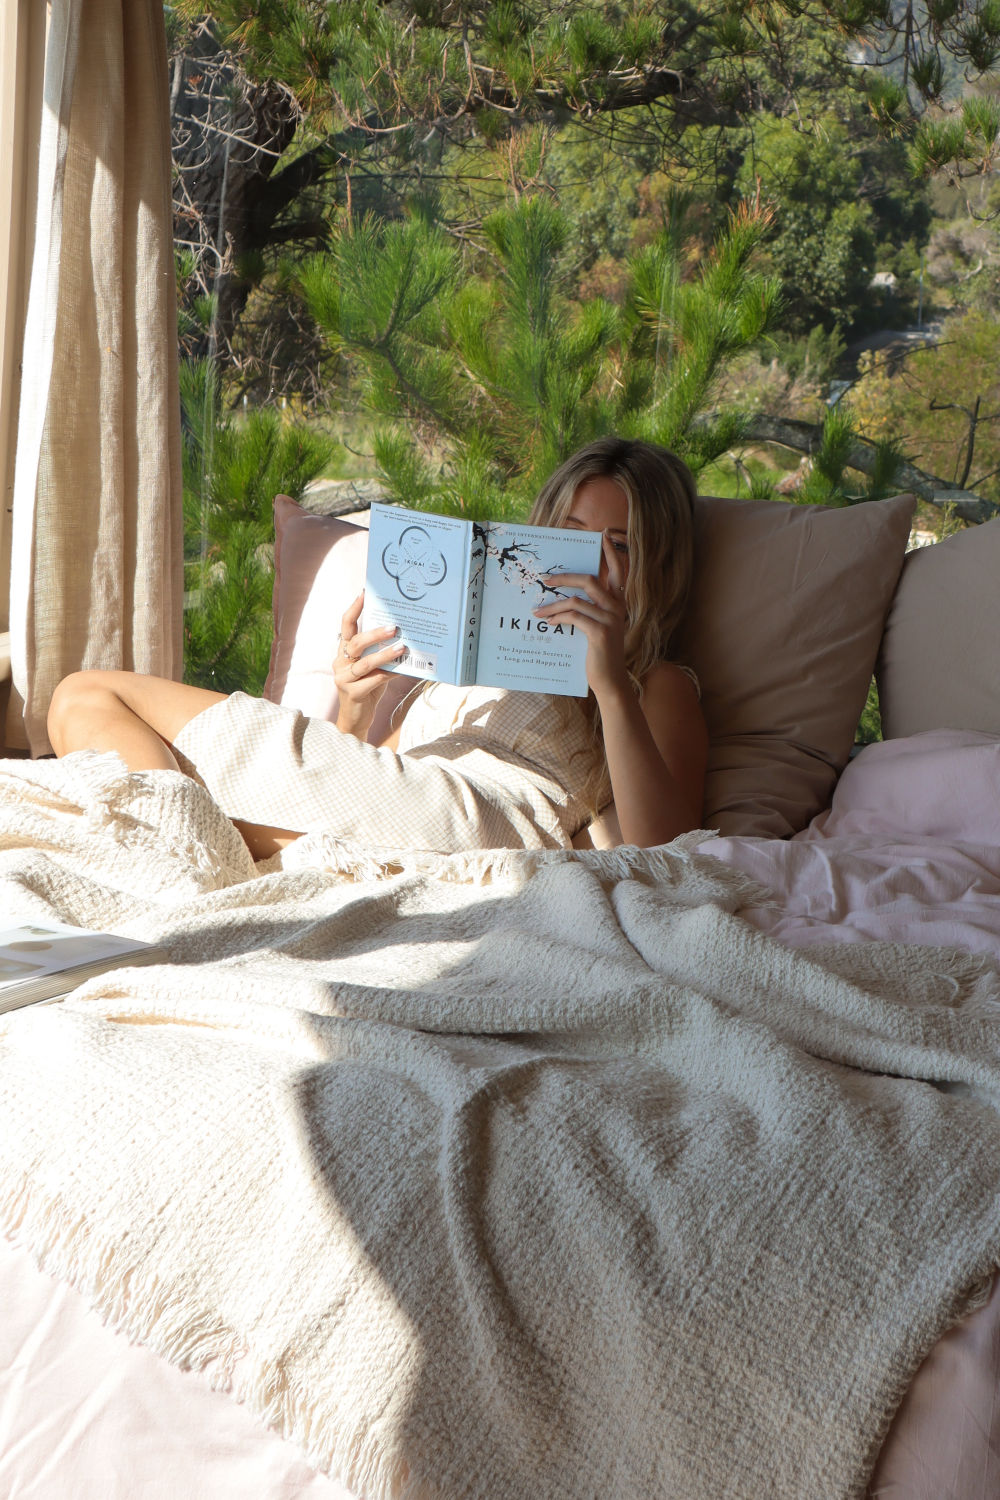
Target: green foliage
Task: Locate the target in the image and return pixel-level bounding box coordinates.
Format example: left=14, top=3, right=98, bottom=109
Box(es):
left=911, top=117, right=975, bottom=176
left=166, top=0, right=1000, bottom=693
left=625, top=199, right=782, bottom=454
left=737, top=113, right=929, bottom=335
left=300, top=195, right=781, bottom=517
left=181, top=360, right=332, bottom=693
left=867, top=75, right=912, bottom=131
left=772, top=324, right=847, bottom=384
left=790, top=405, right=905, bottom=505
left=962, top=0, right=1000, bottom=73
left=910, top=91, right=1000, bottom=180
left=845, top=310, right=1000, bottom=505
left=855, top=677, right=883, bottom=746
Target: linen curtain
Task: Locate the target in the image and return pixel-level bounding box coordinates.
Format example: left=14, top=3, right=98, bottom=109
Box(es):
left=7, top=0, right=182, bottom=754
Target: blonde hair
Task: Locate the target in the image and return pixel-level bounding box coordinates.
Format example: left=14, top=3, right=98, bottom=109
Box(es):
left=528, top=437, right=697, bottom=690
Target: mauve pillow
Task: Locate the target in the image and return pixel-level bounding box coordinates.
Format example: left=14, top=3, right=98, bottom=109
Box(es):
left=677, top=493, right=916, bottom=838
left=876, top=515, right=1000, bottom=740
left=264, top=495, right=417, bottom=745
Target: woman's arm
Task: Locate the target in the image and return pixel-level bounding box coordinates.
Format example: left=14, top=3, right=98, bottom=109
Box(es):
left=595, top=662, right=707, bottom=846
left=534, top=534, right=707, bottom=847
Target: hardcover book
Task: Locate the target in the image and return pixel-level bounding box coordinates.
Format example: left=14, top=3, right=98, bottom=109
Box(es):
left=361, top=503, right=604, bottom=697
left=0, top=922, right=165, bottom=1013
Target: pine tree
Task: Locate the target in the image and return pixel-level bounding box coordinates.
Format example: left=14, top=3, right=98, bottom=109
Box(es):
left=298, top=194, right=781, bottom=518
left=169, top=1, right=1000, bottom=373
left=181, top=360, right=332, bottom=693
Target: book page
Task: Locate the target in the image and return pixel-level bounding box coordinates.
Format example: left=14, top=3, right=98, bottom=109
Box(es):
left=362, top=504, right=472, bottom=683
left=475, top=523, right=603, bottom=696
left=0, top=923, right=153, bottom=987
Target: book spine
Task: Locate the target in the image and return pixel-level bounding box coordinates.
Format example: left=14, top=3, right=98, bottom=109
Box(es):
left=459, top=521, right=486, bottom=685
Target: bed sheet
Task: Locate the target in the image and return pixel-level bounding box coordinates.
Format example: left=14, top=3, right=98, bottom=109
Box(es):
left=701, top=729, right=1000, bottom=1499
left=703, top=730, right=1000, bottom=960
left=0, top=1235, right=350, bottom=1500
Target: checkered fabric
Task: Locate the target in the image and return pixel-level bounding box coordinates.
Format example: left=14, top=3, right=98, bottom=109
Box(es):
left=173, top=686, right=607, bottom=852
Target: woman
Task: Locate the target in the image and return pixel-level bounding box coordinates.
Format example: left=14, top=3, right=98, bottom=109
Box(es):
left=47, top=437, right=707, bottom=857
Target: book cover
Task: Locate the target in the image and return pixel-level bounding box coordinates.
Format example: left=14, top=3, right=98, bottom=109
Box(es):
left=474, top=520, right=602, bottom=696
left=0, top=922, right=165, bottom=1014
left=362, top=505, right=602, bottom=697
left=362, top=504, right=474, bottom=684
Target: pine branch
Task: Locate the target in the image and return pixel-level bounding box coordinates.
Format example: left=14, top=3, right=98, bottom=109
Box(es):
left=469, top=62, right=687, bottom=118
left=719, top=413, right=1000, bottom=522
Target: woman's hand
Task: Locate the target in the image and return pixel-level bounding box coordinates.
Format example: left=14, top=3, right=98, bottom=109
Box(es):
left=533, top=533, right=629, bottom=700
left=334, top=593, right=408, bottom=740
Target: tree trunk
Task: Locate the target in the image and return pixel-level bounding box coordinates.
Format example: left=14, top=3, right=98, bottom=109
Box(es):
left=171, top=33, right=307, bottom=360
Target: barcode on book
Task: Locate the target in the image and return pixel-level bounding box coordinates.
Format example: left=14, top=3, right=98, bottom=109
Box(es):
left=402, top=648, right=436, bottom=673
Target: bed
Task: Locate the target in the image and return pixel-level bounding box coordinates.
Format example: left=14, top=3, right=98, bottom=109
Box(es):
left=1, top=491, right=999, bottom=1500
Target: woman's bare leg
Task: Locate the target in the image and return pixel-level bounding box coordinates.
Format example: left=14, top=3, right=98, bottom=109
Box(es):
left=47, top=670, right=226, bottom=771
left=47, top=671, right=304, bottom=860
left=230, top=819, right=303, bottom=860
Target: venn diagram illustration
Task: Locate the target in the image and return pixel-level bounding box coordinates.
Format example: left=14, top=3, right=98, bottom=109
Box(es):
left=381, top=525, right=448, bottom=600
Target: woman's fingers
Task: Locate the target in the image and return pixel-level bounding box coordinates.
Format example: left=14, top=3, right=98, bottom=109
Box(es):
left=338, top=637, right=408, bottom=683
left=539, top=571, right=620, bottom=610
left=602, top=532, right=626, bottom=597
left=358, top=639, right=410, bottom=672
left=539, top=570, right=590, bottom=592
left=341, top=593, right=365, bottom=638
left=535, top=595, right=613, bottom=626
left=335, top=594, right=408, bottom=697
left=338, top=623, right=399, bottom=661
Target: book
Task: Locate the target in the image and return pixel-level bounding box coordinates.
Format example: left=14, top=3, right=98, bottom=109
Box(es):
left=0, top=922, right=166, bottom=1014
left=361, top=503, right=604, bottom=697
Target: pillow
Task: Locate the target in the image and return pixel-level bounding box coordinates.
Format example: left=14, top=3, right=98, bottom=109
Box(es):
left=265, top=495, right=417, bottom=745
left=876, top=516, right=1000, bottom=740
left=676, top=493, right=916, bottom=838
left=267, top=490, right=916, bottom=840
left=806, top=729, right=1000, bottom=845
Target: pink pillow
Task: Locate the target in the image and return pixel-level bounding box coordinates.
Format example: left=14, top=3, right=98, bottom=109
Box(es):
left=264, top=496, right=417, bottom=744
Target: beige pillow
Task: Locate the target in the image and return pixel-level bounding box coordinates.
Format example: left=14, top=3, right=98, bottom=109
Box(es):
left=264, top=496, right=417, bottom=744
left=876, top=516, right=1000, bottom=740
left=677, top=493, right=916, bottom=838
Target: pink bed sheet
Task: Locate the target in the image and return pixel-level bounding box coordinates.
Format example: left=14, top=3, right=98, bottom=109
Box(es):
left=704, top=730, right=1000, bottom=959
left=0, top=1234, right=350, bottom=1500
left=2, top=729, right=1000, bottom=1499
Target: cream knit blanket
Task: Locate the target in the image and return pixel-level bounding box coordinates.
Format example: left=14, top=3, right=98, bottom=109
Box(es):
left=1, top=752, right=1000, bottom=1500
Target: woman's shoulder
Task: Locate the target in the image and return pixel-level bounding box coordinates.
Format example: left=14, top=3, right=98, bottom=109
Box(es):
left=643, top=660, right=701, bottom=701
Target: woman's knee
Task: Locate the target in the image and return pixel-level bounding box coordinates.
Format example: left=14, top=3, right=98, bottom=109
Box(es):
left=47, top=670, right=123, bottom=754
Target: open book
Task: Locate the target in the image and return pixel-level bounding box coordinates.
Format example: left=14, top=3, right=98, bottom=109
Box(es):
left=0, top=922, right=165, bottom=1013
left=361, top=503, right=604, bottom=697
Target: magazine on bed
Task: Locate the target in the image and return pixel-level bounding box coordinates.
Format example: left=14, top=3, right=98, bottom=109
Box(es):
left=0, top=922, right=165, bottom=1013
left=361, top=503, right=604, bottom=697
